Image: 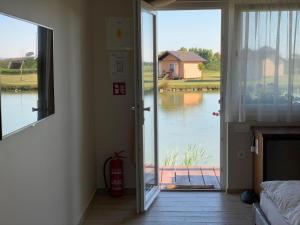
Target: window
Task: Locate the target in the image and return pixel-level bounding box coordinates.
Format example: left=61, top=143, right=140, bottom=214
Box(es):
left=226, top=6, right=300, bottom=122
left=0, top=14, right=54, bottom=138
left=169, top=63, right=176, bottom=72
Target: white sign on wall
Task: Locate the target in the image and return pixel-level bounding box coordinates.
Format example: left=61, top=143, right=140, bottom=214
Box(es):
left=106, top=17, right=132, bottom=50
left=109, top=51, right=129, bottom=79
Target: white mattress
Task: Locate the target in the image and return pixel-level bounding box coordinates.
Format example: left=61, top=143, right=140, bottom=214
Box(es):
left=261, top=181, right=300, bottom=225
left=260, top=192, right=290, bottom=225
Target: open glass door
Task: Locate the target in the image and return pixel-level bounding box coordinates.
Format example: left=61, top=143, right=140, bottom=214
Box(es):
left=135, top=0, right=159, bottom=213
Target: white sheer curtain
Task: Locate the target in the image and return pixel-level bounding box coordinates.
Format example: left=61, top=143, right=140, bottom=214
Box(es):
left=226, top=3, right=300, bottom=122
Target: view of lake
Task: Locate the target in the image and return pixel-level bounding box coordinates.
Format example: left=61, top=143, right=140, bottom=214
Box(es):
left=1, top=92, right=38, bottom=136
left=145, top=91, right=220, bottom=167
left=2, top=91, right=220, bottom=167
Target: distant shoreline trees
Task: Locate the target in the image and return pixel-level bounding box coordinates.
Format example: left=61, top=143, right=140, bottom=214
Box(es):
left=0, top=58, right=37, bottom=75
left=178, top=47, right=221, bottom=71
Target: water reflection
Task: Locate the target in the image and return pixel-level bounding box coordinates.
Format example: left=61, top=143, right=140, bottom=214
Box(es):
left=1, top=92, right=38, bottom=135
left=145, top=91, right=221, bottom=167
left=159, top=92, right=203, bottom=112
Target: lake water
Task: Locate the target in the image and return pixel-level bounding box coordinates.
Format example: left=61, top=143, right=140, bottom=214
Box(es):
left=2, top=91, right=220, bottom=167
left=1, top=92, right=38, bottom=136
left=145, top=91, right=220, bottom=167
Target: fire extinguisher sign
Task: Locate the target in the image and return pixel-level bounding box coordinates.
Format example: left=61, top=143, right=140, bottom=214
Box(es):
left=113, top=82, right=126, bottom=95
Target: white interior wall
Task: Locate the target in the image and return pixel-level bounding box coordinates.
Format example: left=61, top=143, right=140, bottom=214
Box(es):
left=0, top=0, right=96, bottom=225
left=226, top=122, right=300, bottom=191
left=92, top=0, right=136, bottom=188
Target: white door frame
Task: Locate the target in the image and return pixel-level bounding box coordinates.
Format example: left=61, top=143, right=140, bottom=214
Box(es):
left=133, top=0, right=160, bottom=213
left=144, top=2, right=229, bottom=190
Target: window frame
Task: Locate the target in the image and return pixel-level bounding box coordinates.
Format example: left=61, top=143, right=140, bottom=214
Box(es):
left=0, top=12, right=55, bottom=140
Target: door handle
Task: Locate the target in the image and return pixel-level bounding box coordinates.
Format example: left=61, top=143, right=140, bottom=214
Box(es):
left=32, top=107, right=41, bottom=112
left=129, top=106, right=151, bottom=112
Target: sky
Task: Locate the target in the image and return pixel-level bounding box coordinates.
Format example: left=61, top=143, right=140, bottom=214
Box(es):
left=157, top=10, right=221, bottom=54
left=0, top=14, right=37, bottom=59
left=0, top=10, right=222, bottom=61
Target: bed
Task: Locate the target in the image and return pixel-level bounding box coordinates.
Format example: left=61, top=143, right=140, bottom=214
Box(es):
left=253, top=181, right=300, bottom=225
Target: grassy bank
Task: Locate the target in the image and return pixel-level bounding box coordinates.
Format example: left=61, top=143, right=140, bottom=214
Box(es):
left=1, top=70, right=221, bottom=91
left=158, top=79, right=220, bottom=90
left=202, top=70, right=220, bottom=80
left=144, top=70, right=221, bottom=91
left=0, top=74, right=38, bottom=90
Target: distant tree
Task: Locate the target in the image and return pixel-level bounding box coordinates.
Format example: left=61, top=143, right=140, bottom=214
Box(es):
left=213, top=52, right=221, bottom=61
left=205, top=61, right=220, bottom=71
left=188, top=48, right=221, bottom=71
left=0, top=61, right=9, bottom=69
left=178, top=47, right=188, bottom=52
left=23, top=59, right=37, bottom=69
left=189, top=48, right=214, bottom=62
left=198, top=63, right=205, bottom=71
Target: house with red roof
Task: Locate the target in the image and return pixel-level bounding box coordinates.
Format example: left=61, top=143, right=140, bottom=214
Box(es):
left=158, top=51, right=206, bottom=79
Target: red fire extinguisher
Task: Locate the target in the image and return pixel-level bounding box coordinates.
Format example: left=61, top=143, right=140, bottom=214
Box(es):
left=103, top=151, right=125, bottom=197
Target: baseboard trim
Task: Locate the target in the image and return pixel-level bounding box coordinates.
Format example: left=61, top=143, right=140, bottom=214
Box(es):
left=226, top=188, right=248, bottom=194
left=96, top=188, right=136, bottom=195
left=77, top=188, right=97, bottom=225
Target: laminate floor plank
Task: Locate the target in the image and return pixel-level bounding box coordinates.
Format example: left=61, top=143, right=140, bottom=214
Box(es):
left=83, top=192, right=252, bottom=225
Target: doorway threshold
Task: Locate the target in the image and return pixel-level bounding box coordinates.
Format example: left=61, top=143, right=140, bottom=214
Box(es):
left=160, top=188, right=223, bottom=192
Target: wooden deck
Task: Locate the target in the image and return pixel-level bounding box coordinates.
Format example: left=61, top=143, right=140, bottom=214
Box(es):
left=160, top=166, right=220, bottom=190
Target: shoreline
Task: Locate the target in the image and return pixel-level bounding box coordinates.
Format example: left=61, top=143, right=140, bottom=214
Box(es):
left=159, top=87, right=219, bottom=93
left=1, top=87, right=38, bottom=92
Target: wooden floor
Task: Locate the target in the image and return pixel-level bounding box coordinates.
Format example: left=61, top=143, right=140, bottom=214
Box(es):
left=160, top=166, right=220, bottom=190
left=82, top=192, right=253, bottom=225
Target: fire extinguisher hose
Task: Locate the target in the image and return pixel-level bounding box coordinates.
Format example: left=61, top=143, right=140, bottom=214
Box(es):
left=103, top=156, right=112, bottom=190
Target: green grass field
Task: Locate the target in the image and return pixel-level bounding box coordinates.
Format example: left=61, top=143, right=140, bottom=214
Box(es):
left=158, top=80, right=220, bottom=90
left=202, top=70, right=220, bottom=80
left=145, top=69, right=300, bottom=92
left=0, top=74, right=38, bottom=90
left=144, top=69, right=221, bottom=91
